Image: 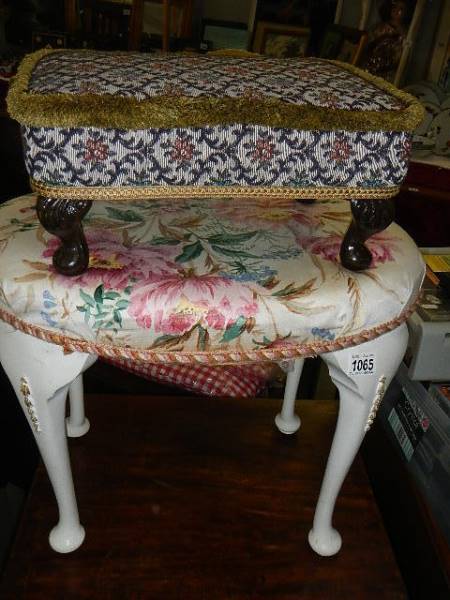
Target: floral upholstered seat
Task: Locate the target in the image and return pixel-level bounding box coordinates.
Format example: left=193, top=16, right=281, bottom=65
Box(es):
left=0, top=194, right=424, bottom=364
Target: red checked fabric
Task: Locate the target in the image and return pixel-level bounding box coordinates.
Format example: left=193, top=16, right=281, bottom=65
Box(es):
left=101, top=358, right=273, bottom=398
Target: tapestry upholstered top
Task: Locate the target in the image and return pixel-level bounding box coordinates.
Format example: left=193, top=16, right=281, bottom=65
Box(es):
left=7, top=49, right=424, bottom=201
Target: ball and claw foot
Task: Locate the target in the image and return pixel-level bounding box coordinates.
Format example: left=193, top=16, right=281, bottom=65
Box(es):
left=308, top=527, right=342, bottom=556
left=49, top=523, right=85, bottom=553
left=340, top=199, right=395, bottom=271
left=340, top=227, right=373, bottom=271
left=66, top=417, right=90, bottom=438
left=36, top=196, right=92, bottom=276
left=275, top=413, right=301, bottom=434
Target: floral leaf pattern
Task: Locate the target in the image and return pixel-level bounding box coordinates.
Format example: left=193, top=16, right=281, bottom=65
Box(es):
left=0, top=194, right=424, bottom=357
left=30, top=52, right=403, bottom=110
left=105, top=207, right=144, bottom=222
left=175, top=240, right=204, bottom=263
left=23, top=125, right=411, bottom=190
left=77, top=284, right=130, bottom=330
left=220, top=316, right=247, bottom=343
left=22, top=53, right=413, bottom=194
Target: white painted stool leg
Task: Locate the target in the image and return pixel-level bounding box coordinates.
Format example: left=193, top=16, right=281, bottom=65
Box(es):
left=308, top=323, right=408, bottom=556
left=275, top=358, right=305, bottom=434
left=67, top=374, right=90, bottom=438
left=0, top=322, right=97, bottom=552
left=35, top=383, right=86, bottom=553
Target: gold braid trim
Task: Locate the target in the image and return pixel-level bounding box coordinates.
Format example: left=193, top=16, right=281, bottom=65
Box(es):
left=0, top=297, right=419, bottom=366
left=8, top=49, right=424, bottom=132
left=31, top=179, right=399, bottom=201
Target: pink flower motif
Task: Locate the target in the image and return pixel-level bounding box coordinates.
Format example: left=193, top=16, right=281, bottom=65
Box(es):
left=161, top=82, right=183, bottom=96
left=298, top=233, right=400, bottom=267
left=213, top=198, right=331, bottom=231
left=251, top=138, right=276, bottom=163
left=295, top=68, right=311, bottom=79
left=262, top=336, right=298, bottom=350
left=84, top=138, right=109, bottom=162
left=179, top=57, right=202, bottom=67
left=319, top=91, right=339, bottom=108
left=128, top=269, right=258, bottom=334
left=258, top=61, right=277, bottom=71
left=43, top=230, right=178, bottom=289
left=330, top=138, right=352, bottom=163
left=400, top=138, right=412, bottom=160
left=79, top=81, right=100, bottom=94
left=114, top=54, right=136, bottom=65
left=241, top=87, right=261, bottom=101
left=205, top=306, right=226, bottom=329
left=170, top=136, right=195, bottom=162
left=19, top=205, right=36, bottom=214
left=224, top=65, right=247, bottom=76
left=150, top=61, right=172, bottom=71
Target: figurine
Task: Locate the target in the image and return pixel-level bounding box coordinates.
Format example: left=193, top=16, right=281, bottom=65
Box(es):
left=364, top=0, right=411, bottom=80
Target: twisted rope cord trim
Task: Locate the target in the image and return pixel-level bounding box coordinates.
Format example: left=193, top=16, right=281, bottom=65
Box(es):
left=31, top=180, right=399, bottom=201
left=0, top=296, right=419, bottom=366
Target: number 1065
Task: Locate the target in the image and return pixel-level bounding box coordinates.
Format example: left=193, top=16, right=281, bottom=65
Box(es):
left=352, top=358, right=374, bottom=372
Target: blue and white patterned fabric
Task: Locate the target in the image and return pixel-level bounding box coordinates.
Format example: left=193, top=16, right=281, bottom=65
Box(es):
left=22, top=125, right=411, bottom=189
left=29, top=51, right=402, bottom=110
left=11, top=50, right=420, bottom=196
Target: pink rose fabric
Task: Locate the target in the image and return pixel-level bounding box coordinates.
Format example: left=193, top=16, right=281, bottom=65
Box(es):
left=299, top=233, right=400, bottom=267
left=0, top=192, right=417, bottom=357
left=128, top=269, right=258, bottom=334
left=43, top=229, right=178, bottom=289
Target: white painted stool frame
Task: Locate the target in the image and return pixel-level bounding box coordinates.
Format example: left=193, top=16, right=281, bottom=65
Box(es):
left=0, top=320, right=408, bottom=556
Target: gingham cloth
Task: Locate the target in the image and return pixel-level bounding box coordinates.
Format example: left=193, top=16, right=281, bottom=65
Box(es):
left=102, top=357, right=273, bottom=398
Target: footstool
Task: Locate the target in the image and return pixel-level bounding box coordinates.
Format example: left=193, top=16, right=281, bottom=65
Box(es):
left=0, top=193, right=424, bottom=555
left=7, top=49, right=423, bottom=275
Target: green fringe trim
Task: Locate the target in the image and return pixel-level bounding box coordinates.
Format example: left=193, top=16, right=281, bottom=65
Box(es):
left=7, top=48, right=424, bottom=132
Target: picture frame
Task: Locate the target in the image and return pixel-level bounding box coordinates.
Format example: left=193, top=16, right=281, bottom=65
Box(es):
left=437, top=41, right=450, bottom=92
left=252, top=21, right=310, bottom=58
left=428, top=0, right=450, bottom=84
left=31, top=31, right=67, bottom=51
left=201, top=19, right=249, bottom=52
left=319, top=24, right=367, bottom=66
left=253, top=1, right=310, bottom=28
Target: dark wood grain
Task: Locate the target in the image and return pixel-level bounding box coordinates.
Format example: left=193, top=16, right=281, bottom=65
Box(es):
left=0, top=396, right=406, bottom=600
left=340, top=199, right=395, bottom=271
left=36, top=196, right=92, bottom=276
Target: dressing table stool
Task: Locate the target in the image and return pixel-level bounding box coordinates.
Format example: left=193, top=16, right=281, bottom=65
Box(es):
left=0, top=193, right=424, bottom=555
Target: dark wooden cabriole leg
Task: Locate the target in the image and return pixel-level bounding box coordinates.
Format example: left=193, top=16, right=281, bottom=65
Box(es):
left=340, top=199, right=395, bottom=271
left=36, top=196, right=93, bottom=276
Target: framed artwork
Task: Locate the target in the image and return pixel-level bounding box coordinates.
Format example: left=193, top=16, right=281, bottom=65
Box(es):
left=320, top=25, right=367, bottom=66
left=428, top=0, right=450, bottom=85
left=438, top=43, right=450, bottom=92
left=201, top=19, right=249, bottom=51
left=254, top=1, right=310, bottom=27
left=252, top=21, right=310, bottom=58
left=32, top=31, right=67, bottom=51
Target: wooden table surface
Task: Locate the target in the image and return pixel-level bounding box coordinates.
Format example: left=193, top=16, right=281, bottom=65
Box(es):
left=0, top=395, right=406, bottom=599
